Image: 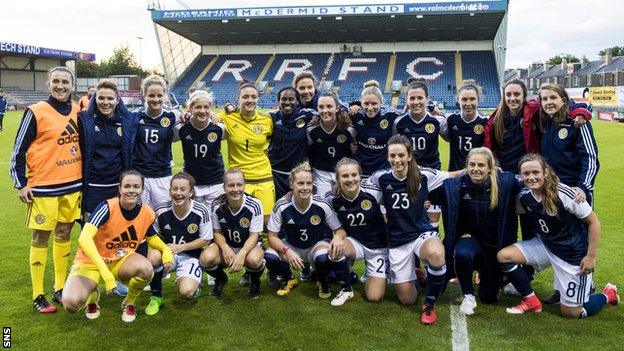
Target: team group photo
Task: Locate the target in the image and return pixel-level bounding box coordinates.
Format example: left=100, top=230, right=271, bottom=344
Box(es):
left=1, top=0, right=622, bottom=350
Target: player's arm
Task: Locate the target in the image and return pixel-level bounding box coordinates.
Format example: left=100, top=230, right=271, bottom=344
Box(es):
left=580, top=211, right=600, bottom=275
left=10, top=109, right=37, bottom=202
left=146, top=226, right=174, bottom=267
left=575, top=123, right=599, bottom=197
left=325, top=202, right=346, bottom=259
left=79, top=203, right=116, bottom=292
left=437, top=114, right=449, bottom=141
left=267, top=209, right=304, bottom=270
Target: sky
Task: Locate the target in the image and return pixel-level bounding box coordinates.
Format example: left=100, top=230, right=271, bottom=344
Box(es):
left=1, top=0, right=621, bottom=70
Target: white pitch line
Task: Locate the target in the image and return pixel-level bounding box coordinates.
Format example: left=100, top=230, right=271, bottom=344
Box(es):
left=450, top=288, right=470, bottom=351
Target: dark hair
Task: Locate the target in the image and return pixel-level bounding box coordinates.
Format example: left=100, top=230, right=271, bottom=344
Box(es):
left=119, top=170, right=144, bottom=188
left=238, top=81, right=259, bottom=98
left=276, top=86, right=299, bottom=103
left=315, top=92, right=352, bottom=130
left=458, top=83, right=479, bottom=98
left=96, top=79, right=118, bottom=94
left=171, top=172, right=196, bottom=195
left=387, top=135, right=421, bottom=200
left=407, top=80, right=429, bottom=98
left=492, top=79, right=527, bottom=146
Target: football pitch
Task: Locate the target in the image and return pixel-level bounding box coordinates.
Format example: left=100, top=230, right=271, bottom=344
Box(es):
left=0, top=110, right=622, bottom=350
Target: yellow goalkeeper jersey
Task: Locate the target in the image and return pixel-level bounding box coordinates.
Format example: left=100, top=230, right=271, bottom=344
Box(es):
left=221, top=110, right=273, bottom=181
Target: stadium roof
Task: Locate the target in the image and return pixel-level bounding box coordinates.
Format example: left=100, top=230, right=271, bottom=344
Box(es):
left=151, top=2, right=507, bottom=45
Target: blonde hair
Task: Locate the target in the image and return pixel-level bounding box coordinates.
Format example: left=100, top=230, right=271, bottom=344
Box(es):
left=142, top=75, right=167, bottom=94
left=186, top=90, right=214, bottom=109
left=466, top=147, right=499, bottom=210
left=334, top=157, right=362, bottom=196
left=289, top=161, right=313, bottom=187
left=361, top=80, right=383, bottom=103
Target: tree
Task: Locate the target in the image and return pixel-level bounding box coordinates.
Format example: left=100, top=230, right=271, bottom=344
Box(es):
left=101, top=46, right=147, bottom=77
left=75, top=46, right=149, bottom=78
left=547, top=54, right=579, bottom=65
left=598, top=46, right=624, bottom=57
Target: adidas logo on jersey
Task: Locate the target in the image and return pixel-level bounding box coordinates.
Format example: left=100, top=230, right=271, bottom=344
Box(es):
left=164, top=224, right=171, bottom=230
left=105, top=226, right=139, bottom=250
left=339, top=206, right=347, bottom=211
left=138, top=119, right=146, bottom=124
left=185, top=135, right=193, bottom=140
left=94, top=125, right=101, bottom=132
left=404, top=128, right=411, bottom=133
left=462, top=194, right=471, bottom=200
left=357, top=120, right=364, bottom=125
left=316, top=138, right=323, bottom=143
left=219, top=218, right=227, bottom=223
left=275, top=120, right=283, bottom=126
left=57, top=119, right=79, bottom=145
left=452, top=125, right=459, bottom=131
left=287, top=219, right=295, bottom=224
left=386, top=184, right=393, bottom=190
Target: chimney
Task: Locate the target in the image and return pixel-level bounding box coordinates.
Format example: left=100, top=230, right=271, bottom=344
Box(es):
left=560, top=57, right=567, bottom=70
left=543, top=62, right=552, bottom=71
left=604, top=51, right=613, bottom=65
left=581, top=55, right=589, bottom=68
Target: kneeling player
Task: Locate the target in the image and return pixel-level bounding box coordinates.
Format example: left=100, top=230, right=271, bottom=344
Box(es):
left=62, top=170, right=173, bottom=323
left=199, top=169, right=265, bottom=299
left=498, top=154, right=619, bottom=318
left=145, top=172, right=212, bottom=315
left=265, top=162, right=351, bottom=302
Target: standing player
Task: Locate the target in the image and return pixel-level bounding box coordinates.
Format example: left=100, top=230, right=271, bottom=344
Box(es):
left=144, top=172, right=212, bottom=315
left=78, top=80, right=138, bottom=219
left=439, top=148, right=522, bottom=315
left=351, top=80, right=402, bottom=178
left=497, top=154, right=618, bottom=318
left=0, top=89, right=6, bottom=132
left=177, top=90, right=226, bottom=208
left=293, top=71, right=348, bottom=111
left=219, top=82, right=274, bottom=222
left=10, top=67, right=82, bottom=312
left=331, top=158, right=389, bottom=304
left=132, top=75, right=182, bottom=208
left=307, top=92, right=355, bottom=198
left=367, top=135, right=463, bottom=324
left=268, top=87, right=317, bottom=199
left=265, top=162, right=351, bottom=302
left=61, top=170, right=173, bottom=322
left=446, top=84, right=487, bottom=171
left=200, top=169, right=266, bottom=299
left=78, top=85, right=96, bottom=111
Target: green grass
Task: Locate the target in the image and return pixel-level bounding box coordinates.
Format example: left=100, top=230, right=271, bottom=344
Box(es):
left=0, top=110, right=622, bottom=350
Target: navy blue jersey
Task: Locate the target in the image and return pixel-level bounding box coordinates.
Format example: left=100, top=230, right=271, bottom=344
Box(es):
left=177, top=120, right=225, bottom=186
left=212, top=194, right=264, bottom=249
left=367, top=168, right=448, bottom=248
left=132, top=109, right=181, bottom=177
left=352, top=108, right=401, bottom=176
left=498, top=114, right=525, bottom=173
left=540, top=119, right=599, bottom=194
left=392, top=113, right=448, bottom=169
left=331, top=184, right=387, bottom=249
left=446, top=113, right=487, bottom=171
left=268, top=195, right=342, bottom=249
left=153, top=200, right=213, bottom=259
left=307, top=125, right=355, bottom=172
left=516, top=184, right=593, bottom=265
left=457, top=176, right=498, bottom=247
left=89, top=113, right=123, bottom=185
left=268, top=108, right=316, bottom=173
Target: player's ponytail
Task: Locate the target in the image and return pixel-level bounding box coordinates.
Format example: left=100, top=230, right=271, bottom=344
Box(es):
left=361, top=80, right=383, bottom=104
left=466, top=147, right=499, bottom=210
left=518, top=154, right=560, bottom=216
left=388, top=135, right=421, bottom=200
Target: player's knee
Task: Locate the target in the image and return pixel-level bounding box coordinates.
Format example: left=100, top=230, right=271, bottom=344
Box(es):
left=366, top=292, right=384, bottom=303
left=454, top=250, right=471, bottom=264
left=245, top=254, right=263, bottom=269
left=31, top=230, right=51, bottom=244
left=398, top=293, right=416, bottom=306
left=54, top=224, right=72, bottom=240
left=561, top=306, right=582, bottom=319
left=497, top=249, right=512, bottom=263
left=148, top=250, right=162, bottom=265
left=62, top=296, right=83, bottom=313
left=427, top=249, right=445, bottom=267
left=179, top=286, right=197, bottom=300
left=136, top=262, right=154, bottom=280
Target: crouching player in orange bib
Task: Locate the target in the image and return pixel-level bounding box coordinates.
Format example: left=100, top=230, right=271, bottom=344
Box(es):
left=62, top=170, right=173, bottom=322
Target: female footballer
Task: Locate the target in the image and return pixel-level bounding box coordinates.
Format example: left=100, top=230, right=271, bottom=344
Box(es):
left=331, top=157, right=389, bottom=304
left=307, top=92, right=355, bottom=198
left=366, top=135, right=463, bottom=324
left=62, top=170, right=173, bottom=323
left=199, top=169, right=266, bottom=299
left=497, top=154, right=618, bottom=318
left=264, top=162, right=351, bottom=303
